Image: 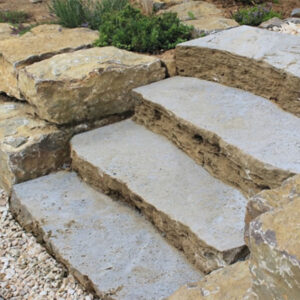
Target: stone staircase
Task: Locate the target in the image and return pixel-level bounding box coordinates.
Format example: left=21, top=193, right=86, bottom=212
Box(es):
left=3, top=25, right=300, bottom=299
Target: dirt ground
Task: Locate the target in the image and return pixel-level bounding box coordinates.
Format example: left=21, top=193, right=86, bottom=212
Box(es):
left=0, top=0, right=299, bottom=24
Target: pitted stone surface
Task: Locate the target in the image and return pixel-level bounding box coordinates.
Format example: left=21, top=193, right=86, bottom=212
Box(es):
left=176, top=26, right=300, bottom=116
left=133, top=77, right=300, bottom=195
left=71, top=119, right=248, bottom=273
left=0, top=24, right=98, bottom=99
left=18, top=46, right=165, bottom=124
left=10, top=171, right=202, bottom=300
left=0, top=95, right=69, bottom=192
left=249, top=198, right=300, bottom=300
left=169, top=261, right=256, bottom=300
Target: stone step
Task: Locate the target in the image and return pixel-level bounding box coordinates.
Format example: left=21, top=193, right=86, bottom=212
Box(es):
left=168, top=261, right=255, bottom=300
left=132, top=77, right=300, bottom=196
left=10, top=171, right=202, bottom=300
left=176, top=25, right=300, bottom=117
left=0, top=24, right=98, bottom=99
left=18, top=46, right=165, bottom=124
left=71, top=119, right=248, bottom=274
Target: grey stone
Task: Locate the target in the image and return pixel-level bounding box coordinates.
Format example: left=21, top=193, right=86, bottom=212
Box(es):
left=10, top=171, right=202, bottom=300
left=259, top=17, right=284, bottom=29
left=291, top=8, right=300, bottom=18
left=132, top=77, right=300, bottom=196
left=71, top=119, right=248, bottom=274
left=176, top=25, right=300, bottom=117
left=284, top=17, right=300, bottom=24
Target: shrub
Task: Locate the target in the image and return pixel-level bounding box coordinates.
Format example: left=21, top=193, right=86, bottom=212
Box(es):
left=94, top=4, right=193, bottom=53
left=234, top=5, right=281, bottom=26
left=49, top=0, right=128, bottom=29
left=0, top=10, right=29, bottom=24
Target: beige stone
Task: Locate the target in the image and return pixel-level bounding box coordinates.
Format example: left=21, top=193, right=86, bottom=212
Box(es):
left=18, top=47, right=165, bottom=124
left=156, top=49, right=177, bottom=77
left=176, top=26, right=300, bottom=117
left=0, top=23, right=17, bottom=41
left=249, top=199, right=300, bottom=299
left=245, top=175, right=300, bottom=245
left=0, top=24, right=98, bottom=99
left=169, top=261, right=256, bottom=300
left=0, top=95, right=70, bottom=192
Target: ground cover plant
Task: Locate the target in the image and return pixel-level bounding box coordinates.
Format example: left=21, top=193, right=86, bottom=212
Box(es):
left=0, top=10, right=29, bottom=24
left=234, top=4, right=282, bottom=26
left=94, top=4, right=193, bottom=53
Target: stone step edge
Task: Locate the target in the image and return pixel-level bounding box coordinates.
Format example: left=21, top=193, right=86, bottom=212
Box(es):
left=71, top=148, right=249, bottom=274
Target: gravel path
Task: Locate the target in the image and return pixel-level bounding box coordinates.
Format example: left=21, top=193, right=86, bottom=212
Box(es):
left=0, top=189, right=96, bottom=300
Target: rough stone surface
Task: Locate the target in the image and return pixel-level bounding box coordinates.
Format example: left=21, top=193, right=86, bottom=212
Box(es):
left=133, top=77, right=300, bottom=196
left=18, top=46, right=165, bottom=124
left=168, top=261, right=256, bottom=300
left=10, top=171, right=202, bottom=300
left=71, top=119, right=248, bottom=274
left=0, top=95, right=70, bottom=192
left=0, top=24, right=17, bottom=41
left=291, top=8, right=300, bottom=18
left=259, top=17, right=284, bottom=29
left=245, top=174, right=300, bottom=244
left=156, top=49, right=177, bottom=77
left=176, top=25, right=300, bottom=116
left=0, top=24, right=98, bottom=99
left=249, top=198, right=300, bottom=300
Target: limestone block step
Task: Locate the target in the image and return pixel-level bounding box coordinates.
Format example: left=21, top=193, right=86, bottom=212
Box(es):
left=0, top=24, right=98, bottom=99
left=132, top=77, right=300, bottom=196
left=18, top=47, right=165, bottom=124
left=0, top=95, right=70, bottom=192
left=71, top=120, right=248, bottom=274
left=169, top=261, right=255, bottom=300
left=176, top=26, right=300, bottom=116
left=10, top=171, right=202, bottom=300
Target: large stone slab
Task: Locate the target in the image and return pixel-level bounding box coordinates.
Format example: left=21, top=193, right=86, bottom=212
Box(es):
left=249, top=198, right=300, bottom=299
left=0, top=24, right=98, bottom=99
left=18, top=46, right=165, bottom=124
left=71, top=119, right=248, bottom=274
left=168, top=261, right=255, bottom=300
left=10, top=171, right=202, bottom=300
left=176, top=26, right=300, bottom=116
left=245, top=174, right=300, bottom=244
left=0, top=95, right=70, bottom=192
left=133, top=77, right=300, bottom=196
left=0, top=23, right=17, bottom=41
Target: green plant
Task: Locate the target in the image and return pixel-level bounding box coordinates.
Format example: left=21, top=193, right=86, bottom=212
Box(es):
left=0, top=10, right=29, bottom=24
left=94, top=4, right=193, bottom=53
left=187, top=11, right=196, bottom=20
left=233, top=5, right=281, bottom=26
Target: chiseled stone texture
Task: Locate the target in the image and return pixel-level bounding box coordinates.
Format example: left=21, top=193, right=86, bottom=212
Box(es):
left=133, top=77, right=300, bottom=197
left=249, top=199, right=300, bottom=300
left=169, top=261, right=256, bottom=300
left=18, top=47, right=165, bottom=124
left=245, top=175, right=300, bottom=244
left=71, top=119, right=248, bottom=274
left=10, top=171, right=202, bottom=300
left=0, top=24, right=98, bottom=99
left=176, top=26, right=300, bottom=117
left=0, top=95, right=70, bottom=192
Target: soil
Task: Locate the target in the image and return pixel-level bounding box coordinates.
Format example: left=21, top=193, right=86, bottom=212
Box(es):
left=0, top=0, right=299, bottom=24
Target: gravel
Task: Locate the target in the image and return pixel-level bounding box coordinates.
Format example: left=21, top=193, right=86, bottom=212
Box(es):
left=0, top=189, right=97, bottom=300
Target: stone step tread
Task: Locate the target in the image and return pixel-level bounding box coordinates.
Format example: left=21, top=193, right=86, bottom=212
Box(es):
left=10, top=171, right=202, bottom=300
left=71, top=120, right=247, bottom=255
left=133, top=76, right=300, bottom=175
left=178, top=25, right=300, bottom=78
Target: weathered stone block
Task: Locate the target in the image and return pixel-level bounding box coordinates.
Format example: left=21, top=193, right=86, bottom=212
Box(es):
left=0, top=95, right=70, bottom=192
left=71, top=119, right=248, bottom=274
left=0, top=23, right=17, bottom=41
left=18, top=47, right=165, bottom=124
left=169, top=261, right=256, bottom=300
left=176, top=26, right=300, bottom=116
left=0, top=24, right=98, bottom=99
left=249, top=199, right=300, bottom=299
left=133, top=77, right=300, bottom=196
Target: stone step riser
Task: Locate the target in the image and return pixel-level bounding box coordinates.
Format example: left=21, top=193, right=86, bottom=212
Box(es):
left=133, top=100, right=294, bottom=196
left=71, top=120, right=248, bottom=274
left=176, top=26, right=300, bottom=117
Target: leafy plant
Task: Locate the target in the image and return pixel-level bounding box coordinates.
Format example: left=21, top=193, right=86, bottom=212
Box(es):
left=94, top=4, right=193, bottom=53
left=233, top=4, right=281, bottom=26
left=187, top=11, right=196, bottom=20
left=0, top=10, right=29, bottom=24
